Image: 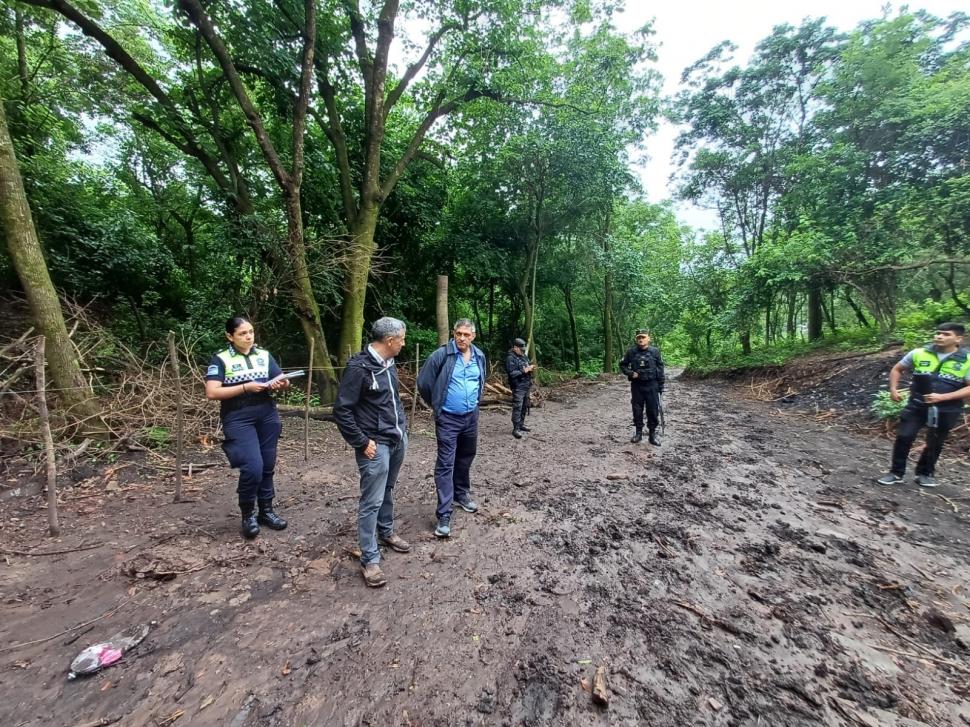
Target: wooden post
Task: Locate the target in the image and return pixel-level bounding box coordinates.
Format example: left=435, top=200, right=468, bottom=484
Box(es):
left=304, top=337, right=314, bottom=462
left=168, top=332, right=184, bottom=503
left=409, top=343, right=420, bottom=434
left=436, top=275, right=449, bottom=345
left=35, top=336, right=59, bottom=536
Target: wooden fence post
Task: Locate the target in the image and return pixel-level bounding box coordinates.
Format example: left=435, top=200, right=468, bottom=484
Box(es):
left=304, top=338, right=314, bottom=462
left=409, top=343, right=420, bottom=434
left=167, top=332, right=184, bottom=503
left=35, top=336, right=59, bottom=536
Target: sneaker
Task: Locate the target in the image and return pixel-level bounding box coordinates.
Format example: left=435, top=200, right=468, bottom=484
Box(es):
left=434, top=517, right=451, bottom=538
left=456, top=498, right=478, bottom=513
left=362, top=563, right=387, bottom=588
left=915, top=474, right=938, bottom=488
left=378, top=533, right=411, bottom=553
left=876, top=473, right=904, bottom=486
left=512, top=429, right=523, bottom=439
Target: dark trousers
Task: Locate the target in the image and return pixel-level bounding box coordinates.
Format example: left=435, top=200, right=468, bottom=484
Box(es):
left=631, top=384, right=659, bottom=433
left=511, top=384, right=531, bottom=429
left=222, top=402, right=282, bottom=505
left=890, top=406, right=960, bottom=476
left=434, top=409, right=479, bottom=519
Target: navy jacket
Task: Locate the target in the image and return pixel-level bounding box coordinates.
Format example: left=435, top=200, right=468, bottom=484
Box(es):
left=505, top=350, right=533, bottom=390
left=619, top=345, right=665, bottom=390
left=417, top=340, right=487, bottom=417
left=333, top=348, right=407, bottom=448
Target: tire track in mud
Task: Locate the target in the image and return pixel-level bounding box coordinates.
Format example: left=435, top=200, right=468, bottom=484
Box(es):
left=1, top=375, right=969, bottom=726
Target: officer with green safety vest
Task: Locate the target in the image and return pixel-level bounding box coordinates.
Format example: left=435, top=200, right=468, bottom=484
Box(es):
left=877, top=322, right=970, bottom=488
left=205, top=315, right=291, bottom=538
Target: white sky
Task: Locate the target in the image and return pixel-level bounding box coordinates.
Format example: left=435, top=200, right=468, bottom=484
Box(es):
left=618, top=0, right=968, bottom=230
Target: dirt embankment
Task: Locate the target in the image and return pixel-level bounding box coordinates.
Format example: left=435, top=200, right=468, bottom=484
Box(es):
left=1, top=372, right=969, bottom=726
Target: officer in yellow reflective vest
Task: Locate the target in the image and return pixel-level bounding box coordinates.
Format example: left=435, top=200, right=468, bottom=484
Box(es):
left=877, top=323, right=970, bottom=488
left=205, top=316, right=291, bottom=538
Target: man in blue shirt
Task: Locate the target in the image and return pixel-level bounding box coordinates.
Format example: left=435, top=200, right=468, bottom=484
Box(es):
left=417, top=319, right=487, bottom=538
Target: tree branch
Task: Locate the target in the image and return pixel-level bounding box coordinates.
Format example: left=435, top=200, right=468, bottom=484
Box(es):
left=383, top=20, right=461, bottom=120
left=291, top=0, right=316, bottom=187
left=177, top=0, right=292, bottom=190
left=836, top=259, right=970, bottom=276
left=380, top=88, right=494, bottom=199
left=313, top=58, right=357, bottom=225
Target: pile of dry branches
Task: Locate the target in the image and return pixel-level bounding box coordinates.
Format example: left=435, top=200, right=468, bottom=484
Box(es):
left=0, top=301, right=220, bottom=467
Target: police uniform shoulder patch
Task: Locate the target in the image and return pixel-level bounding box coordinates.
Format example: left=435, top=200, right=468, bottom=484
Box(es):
left=206, top=364, right=220, bottom=376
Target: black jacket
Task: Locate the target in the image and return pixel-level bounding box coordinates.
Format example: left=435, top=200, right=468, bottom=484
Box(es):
left=333, top=348, right=407, bottom=448
left=505, top=350, right=532, bottom=389
left=619, top=345, right=665, bottom=389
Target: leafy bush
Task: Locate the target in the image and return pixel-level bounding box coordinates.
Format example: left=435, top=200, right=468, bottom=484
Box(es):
left=871, top=390, right=908, bottom=420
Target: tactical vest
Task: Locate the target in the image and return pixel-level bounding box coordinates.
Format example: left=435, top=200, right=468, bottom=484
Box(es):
left=217, top=346, right=272, bottom=385
left=909, top=347, right=970, bottom=410
left=627, top=346, right=661, bottom=384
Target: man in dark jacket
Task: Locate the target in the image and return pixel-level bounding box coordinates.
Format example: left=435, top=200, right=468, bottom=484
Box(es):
left=417, top=319, right=487, bottom=538
left=505, top=337, right=535, bottom=438
left=619, top=329, right=665, bottom=445
left=333, top=317, right=411, bottom=588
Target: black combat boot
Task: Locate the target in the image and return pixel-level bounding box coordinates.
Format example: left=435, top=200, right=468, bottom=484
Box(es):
left=519, top=423, right=531, bottom=432
left=631, top=429, right=643, bottom=444
left=257, top=499, right=288, bottom=530
left=240, top=502, right=260, bottom=539
left=648, top=430, right=661, bottom=447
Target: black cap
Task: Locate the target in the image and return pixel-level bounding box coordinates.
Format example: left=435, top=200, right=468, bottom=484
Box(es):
left=635, top=329, right=650, bottom=337
left=513, top=338, right=527, bottom=348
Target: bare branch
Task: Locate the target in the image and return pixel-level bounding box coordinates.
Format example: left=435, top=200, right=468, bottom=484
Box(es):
left=177, top=0, right=292, bottom=190
left=835, top=259, right=970, bottom=276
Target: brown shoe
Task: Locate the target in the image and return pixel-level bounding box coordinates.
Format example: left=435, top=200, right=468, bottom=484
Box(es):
left=362, top=563, right=387, bottom=588
left=378, top=533, right=411, bottom=553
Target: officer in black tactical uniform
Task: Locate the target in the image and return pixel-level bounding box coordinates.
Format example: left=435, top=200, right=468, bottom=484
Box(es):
left=505, top=337, right=535, bottom=438
left=619, top=329, right=665, bottom=445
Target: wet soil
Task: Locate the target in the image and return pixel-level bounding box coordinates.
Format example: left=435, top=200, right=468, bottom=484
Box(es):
left=2, top=374, right=969, bottom=726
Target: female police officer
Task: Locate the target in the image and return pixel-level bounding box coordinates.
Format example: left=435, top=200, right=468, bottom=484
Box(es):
left=205, top=315, right=291, bottom=539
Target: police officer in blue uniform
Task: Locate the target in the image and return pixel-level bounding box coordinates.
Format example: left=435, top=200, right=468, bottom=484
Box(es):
left=205, top=316, right=291, bottom=539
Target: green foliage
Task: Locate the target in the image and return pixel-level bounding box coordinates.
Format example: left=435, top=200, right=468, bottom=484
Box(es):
left=871, top=390, right=909, bottom=421
left=3, top=0, right=969, bottom=392
left=145, top=426, right=171, bottom=448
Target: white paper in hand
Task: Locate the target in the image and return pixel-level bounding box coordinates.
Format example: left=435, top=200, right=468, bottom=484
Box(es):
left=267, top=370, right=306, bottom=386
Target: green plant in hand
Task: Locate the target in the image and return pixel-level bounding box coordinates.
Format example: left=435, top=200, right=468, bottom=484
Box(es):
left=871, top=390, right=908, bottom=420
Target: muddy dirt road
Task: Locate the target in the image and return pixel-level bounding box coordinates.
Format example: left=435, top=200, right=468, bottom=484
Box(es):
left=2, top=375, right=969, bottom=726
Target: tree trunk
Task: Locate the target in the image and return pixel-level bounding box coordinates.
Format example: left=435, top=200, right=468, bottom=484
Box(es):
left=602, top=223, right=615, bottom=373
left=825, top=289, right=837, bottom=334
left=284, top=192, right=338, bottom=400
left=436, top=274, right=449, bottom=345
left=527, top=235, right=539, bottom=363
left=338, top=204, right=379, bottom=363
left=487, top=279, right=495, bottom=344
left=842, top=287, right=871, bottom=328
left=740, top=330, right=752, bottom=355
left=563, top=286, right=580, bottom=373
left=0, top=101, right=99, bottom=421
left=807, top=284, right=823, bottom=341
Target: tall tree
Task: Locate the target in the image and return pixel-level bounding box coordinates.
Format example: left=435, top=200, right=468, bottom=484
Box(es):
left=0, top=99, right=98, bottom=420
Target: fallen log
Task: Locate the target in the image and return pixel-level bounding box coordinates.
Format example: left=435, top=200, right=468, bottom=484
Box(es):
left=277, top=404, right=335, bottom=422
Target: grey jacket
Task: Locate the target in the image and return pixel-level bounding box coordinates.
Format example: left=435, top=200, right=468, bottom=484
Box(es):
left=417, top=340, right=487, bottom=417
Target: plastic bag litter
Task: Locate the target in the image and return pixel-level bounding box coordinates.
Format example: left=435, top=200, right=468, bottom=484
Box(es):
left=68, top=623, right=151, bottom=679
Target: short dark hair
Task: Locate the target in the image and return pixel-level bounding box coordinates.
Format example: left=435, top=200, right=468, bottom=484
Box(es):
left=937, top=322, right=965, bottom=336
left=226, top=315, right=252, bottom=334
